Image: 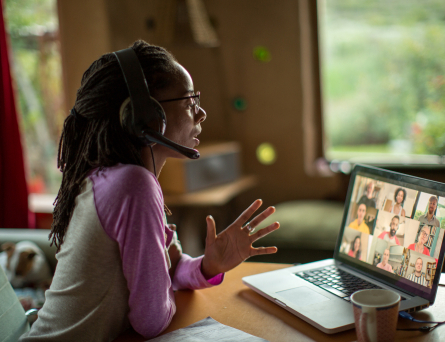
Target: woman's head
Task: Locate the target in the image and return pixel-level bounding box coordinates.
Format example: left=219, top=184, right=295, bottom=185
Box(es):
left=394, top=188, right=406, bottom=206
left=357, top=203, right=367, bottom=222
left=351, top=236, right=361, bottom=259
left=352, top=236, right=361, bottom=251
left=418, top=225, right=431, bottom=245
left=58, top=41, right=181, bottom=172
left=51, top=40, right=192, bottom=250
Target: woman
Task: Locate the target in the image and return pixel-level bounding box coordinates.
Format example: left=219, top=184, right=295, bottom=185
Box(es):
left=348, top=236, right=361, bottom=260
left=376, top=248, right=393, bottom=272
left=20, top=41, right=280, bottom=341
left=408, top=225, right=431, bottom=256
left=388, top=188, right=406, bottom=217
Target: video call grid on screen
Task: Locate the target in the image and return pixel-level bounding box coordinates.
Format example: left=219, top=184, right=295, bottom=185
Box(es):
left=337, top=168, right=445, bottom=296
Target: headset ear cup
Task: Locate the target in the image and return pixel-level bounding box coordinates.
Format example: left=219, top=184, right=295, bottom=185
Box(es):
left=119, top=95, right=167, bottom=143
left=148, top=96, right=166, bottom=135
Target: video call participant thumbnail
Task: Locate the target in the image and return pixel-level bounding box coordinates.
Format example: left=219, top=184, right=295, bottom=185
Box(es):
left=408, top=225, right=431, bottom=256
left=387, top=188, right=406, bottom=217
left=358, top=182, right=376, bottom=209
left=419, top=196, right=440, bottom=227
left=377, top=215, right=401, bottom=246
left=406, top=257, right=427, bottom=286
left=348, top=236, right=361, bottom=260
left=349, top=203, right=370, bottom=234
left=376, top=248, right=393, bottom=272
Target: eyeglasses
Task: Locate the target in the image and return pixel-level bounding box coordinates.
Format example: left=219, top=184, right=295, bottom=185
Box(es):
left=158, top=91, right=200, bottom=114
left=420, top=231, right=429, bottom=237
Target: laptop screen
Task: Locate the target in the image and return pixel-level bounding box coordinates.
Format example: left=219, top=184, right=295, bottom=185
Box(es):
left=335, top=165, right=445, bottom=302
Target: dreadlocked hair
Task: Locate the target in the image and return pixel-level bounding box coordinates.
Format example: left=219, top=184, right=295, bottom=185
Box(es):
left=50, top=40, right=178, bottom=251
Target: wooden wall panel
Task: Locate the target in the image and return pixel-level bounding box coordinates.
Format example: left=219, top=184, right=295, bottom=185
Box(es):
left=57, top=0, right=112, bottom=109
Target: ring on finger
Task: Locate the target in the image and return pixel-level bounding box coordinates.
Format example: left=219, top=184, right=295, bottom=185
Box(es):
left=244, top=222, right=255, bottom=233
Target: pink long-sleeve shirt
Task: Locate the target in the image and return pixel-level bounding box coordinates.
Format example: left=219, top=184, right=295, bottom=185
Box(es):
left=21, top=164, right=223, bottom=342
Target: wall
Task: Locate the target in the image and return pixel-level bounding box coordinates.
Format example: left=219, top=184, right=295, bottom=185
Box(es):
left=57, top=0, right=344, bottom=209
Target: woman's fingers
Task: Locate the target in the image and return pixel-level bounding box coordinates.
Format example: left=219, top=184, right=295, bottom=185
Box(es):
left=246, top=206, right=276, bottom=231
left=206, top=215, right=217, bottom=245
left=250, top=246, right=278, bottom=257
left=250, top=222, right=280, bottom=242
left=233, top=199, right=263, bottom=228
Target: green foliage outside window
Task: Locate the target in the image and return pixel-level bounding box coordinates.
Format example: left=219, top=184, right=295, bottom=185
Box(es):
left=319, top=0, right=445, bottom=157
left=5, top=0, right=64, bottom=193
left=414, top=210, right=423, bottom=221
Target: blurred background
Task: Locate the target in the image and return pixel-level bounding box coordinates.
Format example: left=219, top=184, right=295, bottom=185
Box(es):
left=2, top=0, right=445, bottom=263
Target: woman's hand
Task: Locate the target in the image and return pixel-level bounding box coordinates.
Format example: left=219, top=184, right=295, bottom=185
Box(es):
left=167, top=224, right=182, bottom=279
left=201, top=199, right=279, bottom=279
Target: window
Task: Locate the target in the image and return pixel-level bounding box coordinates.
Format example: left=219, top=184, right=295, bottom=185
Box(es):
left=5, top=0, right=64, bottom=194
left=318, top=0, right=445, bottom=164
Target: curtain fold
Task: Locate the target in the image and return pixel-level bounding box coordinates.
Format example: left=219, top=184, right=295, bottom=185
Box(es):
left=0, top=0, right=30, bottom=228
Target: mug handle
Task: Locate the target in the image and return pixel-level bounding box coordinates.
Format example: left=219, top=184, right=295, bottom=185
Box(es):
left=359, top=312, right=371, bottom=342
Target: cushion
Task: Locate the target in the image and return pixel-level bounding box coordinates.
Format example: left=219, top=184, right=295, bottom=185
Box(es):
left=253, top=200, right=344, bottom=250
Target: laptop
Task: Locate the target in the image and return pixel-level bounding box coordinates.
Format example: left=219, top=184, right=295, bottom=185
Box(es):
left=243, top=164, right=445, bottom=334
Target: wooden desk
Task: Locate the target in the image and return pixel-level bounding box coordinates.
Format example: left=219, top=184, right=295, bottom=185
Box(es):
left=115, top=262, right=445, bottom=341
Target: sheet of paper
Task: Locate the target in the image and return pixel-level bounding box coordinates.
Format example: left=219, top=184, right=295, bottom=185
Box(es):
left=148, top=317, right=269, bottom=342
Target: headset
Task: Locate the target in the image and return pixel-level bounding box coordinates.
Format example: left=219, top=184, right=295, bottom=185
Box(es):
left=113, top=48, right=200, bottom=160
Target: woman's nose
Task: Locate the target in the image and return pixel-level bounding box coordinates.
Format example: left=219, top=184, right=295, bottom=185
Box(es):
left=196, top=107, right=207, bottom=123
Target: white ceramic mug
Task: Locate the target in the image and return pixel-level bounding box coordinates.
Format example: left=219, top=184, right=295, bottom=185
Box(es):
left=351, top=289, right=401, bottom=342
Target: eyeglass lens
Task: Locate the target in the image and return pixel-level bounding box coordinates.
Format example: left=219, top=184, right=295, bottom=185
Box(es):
left=193, top=92, right=200, bottom=114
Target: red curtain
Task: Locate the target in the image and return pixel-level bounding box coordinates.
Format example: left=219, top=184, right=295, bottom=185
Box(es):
left=0, top=1, right=30, bottom=228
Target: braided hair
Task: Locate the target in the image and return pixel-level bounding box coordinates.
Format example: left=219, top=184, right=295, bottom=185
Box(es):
left=50, top=40, right=178, bottom=251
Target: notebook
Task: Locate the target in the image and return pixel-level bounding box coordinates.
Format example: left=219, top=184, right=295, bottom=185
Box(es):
left=243, top=164, right=445, bottom=334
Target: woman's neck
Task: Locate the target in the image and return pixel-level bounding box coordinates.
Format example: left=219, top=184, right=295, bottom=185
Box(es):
left=141, top=146, right=167, bottom=178
left=416, top=241, right=424, bottom=251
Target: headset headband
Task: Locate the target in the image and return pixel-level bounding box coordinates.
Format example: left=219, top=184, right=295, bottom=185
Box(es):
left=113, top=48, right=164, bottom=137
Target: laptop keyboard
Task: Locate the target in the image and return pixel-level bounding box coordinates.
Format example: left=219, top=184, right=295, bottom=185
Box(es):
left=295, top=265, right=382, bottom=302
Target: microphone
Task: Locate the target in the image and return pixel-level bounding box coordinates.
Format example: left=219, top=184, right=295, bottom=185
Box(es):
left=142, top=129, right=200, bottom=159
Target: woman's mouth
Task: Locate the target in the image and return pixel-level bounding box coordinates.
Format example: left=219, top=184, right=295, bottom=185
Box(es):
left=193, top=130, right=201, bottom=146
